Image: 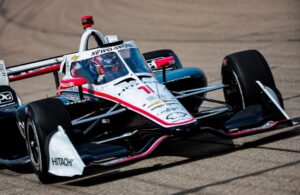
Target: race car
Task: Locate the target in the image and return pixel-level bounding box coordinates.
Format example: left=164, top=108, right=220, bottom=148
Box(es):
left=0, top=15, right=298, bottom=183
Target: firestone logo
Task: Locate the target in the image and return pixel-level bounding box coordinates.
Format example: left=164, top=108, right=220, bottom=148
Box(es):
left=0, top=91, right=13, bottom=104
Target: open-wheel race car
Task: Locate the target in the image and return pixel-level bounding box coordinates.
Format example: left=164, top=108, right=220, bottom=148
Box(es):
left=0, top=16, right=298, bottom=183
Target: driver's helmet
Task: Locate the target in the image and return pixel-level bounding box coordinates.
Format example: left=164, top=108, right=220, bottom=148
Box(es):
left=98, top=53, right=121, bottom=72
left=70, top=57, right=105, bottom=84
left=71, top=53, right=124, bottom=84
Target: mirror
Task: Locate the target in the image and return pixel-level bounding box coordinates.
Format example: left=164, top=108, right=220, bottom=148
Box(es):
left=154, top=56, right=175, bottom=69
left=60, top=77, right=87, bottom=88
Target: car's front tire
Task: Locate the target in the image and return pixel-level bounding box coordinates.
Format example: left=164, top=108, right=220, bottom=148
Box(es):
left=221, top=50, right=283, bottom=112
left=25, top=98, right=72, bottom=183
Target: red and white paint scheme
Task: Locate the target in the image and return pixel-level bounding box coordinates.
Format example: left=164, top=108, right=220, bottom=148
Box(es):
left=59, top=77, right=86, bottom=91
left=59, top=41, right=196, bottom=128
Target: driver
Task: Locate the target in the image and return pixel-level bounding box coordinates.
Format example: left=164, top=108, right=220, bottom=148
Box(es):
left=91, top=56, right=106, bottom=82
left=71, top=57, right=105, bottom=84
left=71, top=52, right=127, bottom=84
left=100, top=53, right=122, bottom=72
left=94, top=53, right=127, bottom=82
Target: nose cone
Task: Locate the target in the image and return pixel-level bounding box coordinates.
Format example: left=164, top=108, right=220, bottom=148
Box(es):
left=97, top=77, right=196, bottom=128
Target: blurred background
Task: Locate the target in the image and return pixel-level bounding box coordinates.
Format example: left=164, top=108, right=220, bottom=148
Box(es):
left=0, top=0, right=299, bottom=103
left=1, top=0, right=299, bottom=63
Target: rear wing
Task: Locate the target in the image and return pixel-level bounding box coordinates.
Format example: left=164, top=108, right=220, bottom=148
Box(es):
left=1, top=55, right=65, bottom=88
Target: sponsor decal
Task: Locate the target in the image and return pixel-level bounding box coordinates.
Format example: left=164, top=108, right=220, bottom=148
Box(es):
left=113, top=43, right=133, bottom=50
left=60, top=78, right=86, bottom=90
left=18, top=122, right=25, bottom=130
left=142, top=80, right=156, bottom=84
left=91, top=47, right=113, bottom=56
left=48, top=126, right=85, bottom=177
left=157, top=107, right=180, bottom=116
left=51, top=157, right=74, bottom=167
left=82, top=88, right=196, bottom=127
left=91, top=43, right=134, bottom=56
left=71, top=55, right=79, bottom=61
left=150, top=104, right=165, bottom=112
left=165, top=101, right=179, bottom=106
left=0, top=91, right=13, bottom=104
left=61, top=82, right=75, bottom=88
left=148, top=100, right=179, bottom=110
left=148, top=100, right=163, bottom=109
left=166, top=112, right=188, bottom=120
left=65, top=94, right=80, bottom=102
left=0, top=105, right=16, bottom=112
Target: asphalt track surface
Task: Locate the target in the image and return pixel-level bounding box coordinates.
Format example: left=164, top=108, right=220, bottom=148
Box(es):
left=0, top=0, right=299, bottom=194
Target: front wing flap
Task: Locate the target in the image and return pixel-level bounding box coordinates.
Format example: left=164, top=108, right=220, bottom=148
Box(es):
left=48, top=126, right=85, bottom=177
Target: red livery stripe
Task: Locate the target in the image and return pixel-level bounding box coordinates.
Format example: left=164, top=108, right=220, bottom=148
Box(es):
left=82, top=87, right=196, bottom=127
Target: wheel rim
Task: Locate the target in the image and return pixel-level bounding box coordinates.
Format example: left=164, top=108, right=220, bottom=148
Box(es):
left=223, top=69, right=245, bottom=110
left=232, top=71, right=245, bottom=109
left=27, top=121, right=42, bottom=169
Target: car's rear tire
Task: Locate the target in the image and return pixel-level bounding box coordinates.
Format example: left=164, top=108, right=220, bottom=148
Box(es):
left=25, top=98, right=72, bottom=183
left=222, top=50, right=283, bottom=111
left=0, top=86, right=26, bottom=159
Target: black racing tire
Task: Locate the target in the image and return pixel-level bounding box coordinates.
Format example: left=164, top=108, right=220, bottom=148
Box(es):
left=0, top=85, right=26, bottom=159
left=25, top=98, right=72, bottom=183
left=222, top=50, right=283, bottom=111
left=143, top=49, right=183, bottom=70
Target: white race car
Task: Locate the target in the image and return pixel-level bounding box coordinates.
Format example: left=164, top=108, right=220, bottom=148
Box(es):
left=0, top=15, right=298, bottom=183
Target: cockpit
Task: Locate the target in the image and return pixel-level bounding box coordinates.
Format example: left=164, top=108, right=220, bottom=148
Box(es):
left=70, top=42, right=150, bottom=85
